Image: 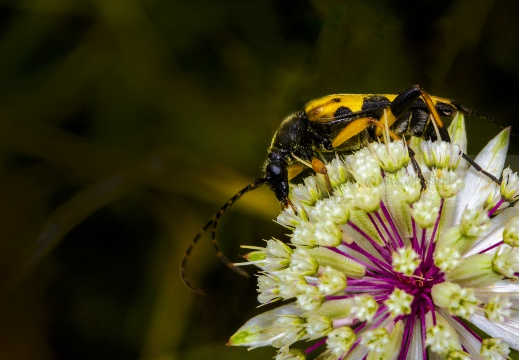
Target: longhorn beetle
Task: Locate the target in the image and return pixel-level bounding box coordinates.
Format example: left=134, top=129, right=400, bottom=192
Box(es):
left=181, top=85, right=503, bottom=294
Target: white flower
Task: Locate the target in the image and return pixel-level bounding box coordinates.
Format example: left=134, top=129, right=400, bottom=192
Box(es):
left=500, top=167, right=519, bottom=202
left=228, top=116, right=518, bottom=360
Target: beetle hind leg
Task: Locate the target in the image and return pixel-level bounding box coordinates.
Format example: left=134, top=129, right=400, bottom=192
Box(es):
left=377, top=86, right=503, bottom=187
left=461, top=153, right=502, bottom=185
left=408, top=87, right=503, bottom=187
left=332, top=116, right=427, bottom=190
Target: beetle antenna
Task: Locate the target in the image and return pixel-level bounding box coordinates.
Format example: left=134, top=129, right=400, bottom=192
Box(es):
left=180, top=177, right=269, bottom=295
left=468, top=111, right=517, bottom=137
left=450, top=102, right=505, bottom=129
left=451, top=102, right=517, bottom=136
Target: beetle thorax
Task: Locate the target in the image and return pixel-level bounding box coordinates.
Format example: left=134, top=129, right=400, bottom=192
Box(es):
left=269, top=113, right=309, bottom=156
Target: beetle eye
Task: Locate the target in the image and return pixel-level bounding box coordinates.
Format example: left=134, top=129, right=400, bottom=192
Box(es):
left=266, top=163, right=285, bottom=179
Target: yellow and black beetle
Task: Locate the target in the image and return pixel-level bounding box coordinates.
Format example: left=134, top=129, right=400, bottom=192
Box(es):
left=181, top=85, right=502, bottom=294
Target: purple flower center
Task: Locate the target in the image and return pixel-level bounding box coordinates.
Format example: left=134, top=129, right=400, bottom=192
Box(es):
left=311, top=199, right=448, bottom=358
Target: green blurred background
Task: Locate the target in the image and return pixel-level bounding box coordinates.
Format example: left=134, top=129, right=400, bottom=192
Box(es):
left=0, top=0, right=518, bottom=359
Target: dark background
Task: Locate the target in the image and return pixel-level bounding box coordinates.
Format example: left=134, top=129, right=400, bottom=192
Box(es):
left=0, top=1, right=518, bottom=359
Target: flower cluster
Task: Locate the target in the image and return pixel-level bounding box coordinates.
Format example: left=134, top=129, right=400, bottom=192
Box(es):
left=228, top=115, right=519, bottom=360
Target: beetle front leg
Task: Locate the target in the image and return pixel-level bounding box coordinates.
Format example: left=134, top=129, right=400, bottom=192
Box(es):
left=292, top=147, right=333, bottom=193
left=311, top=158, right=333, bottom=193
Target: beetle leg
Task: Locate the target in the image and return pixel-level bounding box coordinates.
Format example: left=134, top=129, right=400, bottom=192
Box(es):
left=386, top=86, right=502, bottom=186
left=333, top=117, right=427, bottom=190
left=408, top=147, right=427, bottom=191
left=290, top=153, right=333, bottom=193
left=331, top=117, right=377, bottom=148
left=419, top=90, right=451, bottom=142
left=375, top=85, right=451, bottom=142
left=287, top=162, right=305, bottom=181
left=307, top=124, right=333, bottom=150
left=461, top=153, right=502, bottom=185
left=312, top=158, right=333, bottom=193
left=332, top=117, right=400, bottom=148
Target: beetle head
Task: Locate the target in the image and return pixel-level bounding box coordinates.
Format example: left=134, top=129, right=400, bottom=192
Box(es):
left=265, top=161, right=290, bottom=207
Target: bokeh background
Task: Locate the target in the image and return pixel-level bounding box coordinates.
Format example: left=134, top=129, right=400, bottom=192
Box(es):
left=0, top=0, right=518, bottom=359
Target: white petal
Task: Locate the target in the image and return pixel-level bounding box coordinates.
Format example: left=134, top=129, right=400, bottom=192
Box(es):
left=406, top=319, right=424, bottom=360
left=454, top=128, right=510, bottom=224
left=475, top=280, right=519, bottom=308
left=229, top=303, right=303, bottom=347
left=340, top=217, right=386, bottom=263
left=447, top=114, right=467, bottom=155
left=442, top=310, right=481, bottom=359
left=343, top=343, right=368, bottom=360
left=465, top=207, right=519, bottom=256
left=470, top=311, right=519, bottom=350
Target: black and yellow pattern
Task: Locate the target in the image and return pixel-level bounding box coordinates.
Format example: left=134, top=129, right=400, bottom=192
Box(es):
left=182, top=85, right=503, bottom=294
